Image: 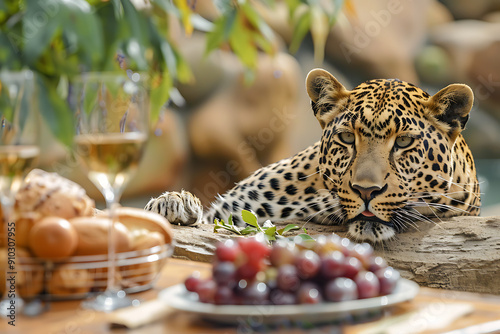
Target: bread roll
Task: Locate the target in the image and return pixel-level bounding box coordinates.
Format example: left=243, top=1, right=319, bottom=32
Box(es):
left=15, top=169, right=95, bottom=219
left=14, top=213, right=38, bottom=248
left=48, top=264, right=92, bottom=296
left=70, top=217, right=132, bottom=255
left=0, top=248, right=44, bottom=298
left=97, top=207, right=174, bottom=244
left=120, top=230, right=166, bottom=287
left=29, top=217, right=78, bottom=259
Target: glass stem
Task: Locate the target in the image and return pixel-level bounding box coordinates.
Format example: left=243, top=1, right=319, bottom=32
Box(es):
left=103, top=188, right=120, bottom=293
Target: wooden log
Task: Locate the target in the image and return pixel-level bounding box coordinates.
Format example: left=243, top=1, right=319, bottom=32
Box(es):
left=373, top=216, right=500, bottom=295
left=170, top=216, right=500, bottom=295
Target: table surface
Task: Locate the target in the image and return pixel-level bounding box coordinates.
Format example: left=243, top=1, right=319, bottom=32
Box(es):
left=2, top=258, right=500, bottom=334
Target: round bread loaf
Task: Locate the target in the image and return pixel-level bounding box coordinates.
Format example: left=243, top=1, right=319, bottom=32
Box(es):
left=29, top=216, right=78, bottom=259
left=70, top=217, right=132, bottom=255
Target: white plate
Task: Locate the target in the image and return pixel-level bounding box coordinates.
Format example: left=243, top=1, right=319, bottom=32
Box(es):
left=159, top=279, right=419, bottom=325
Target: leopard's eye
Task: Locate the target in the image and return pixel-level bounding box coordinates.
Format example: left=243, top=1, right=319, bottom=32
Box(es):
left=339, top=132, right=355, bottom=145
left=395, top=136, right=414, bottom=149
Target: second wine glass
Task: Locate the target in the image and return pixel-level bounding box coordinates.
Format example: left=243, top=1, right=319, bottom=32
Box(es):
left=72, top=71, right=149, bottom=312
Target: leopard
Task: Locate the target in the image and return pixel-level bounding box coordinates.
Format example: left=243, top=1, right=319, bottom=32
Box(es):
left=145, top=69, right=481, bottom=243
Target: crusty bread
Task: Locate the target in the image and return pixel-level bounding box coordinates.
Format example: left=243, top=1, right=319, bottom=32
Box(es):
left=15, top=169, right=95, bottom=220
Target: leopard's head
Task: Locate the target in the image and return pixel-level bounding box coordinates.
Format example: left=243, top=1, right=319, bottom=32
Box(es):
left=306, top=69, right=478, bottom=242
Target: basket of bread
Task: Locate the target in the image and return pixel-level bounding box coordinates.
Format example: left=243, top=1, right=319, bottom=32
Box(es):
left=0, top=169, right=174, bottom=300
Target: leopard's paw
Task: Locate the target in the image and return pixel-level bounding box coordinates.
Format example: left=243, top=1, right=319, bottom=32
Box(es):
left=144, top=190, right=203, bottom=225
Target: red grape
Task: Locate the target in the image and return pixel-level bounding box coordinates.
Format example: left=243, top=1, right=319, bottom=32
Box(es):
left=376, top=267, right=400, bottom=295
left=297, top=282, right=322, bottom=304
left=270, top=240, right=297, bottom=267
left=354, top=271, right=380, bottom=299
left=320, top=251, right=346, bottom=279
left=212, top=261, right=236, bottom=285
left=324, top=277, right=358, bottom=302
left=236, top=260, right=263, bottom=280
left=369, top=256, right=388, bottom=272
left=238, top=234, right=270, bottom=263
left=340, top=238, right=354, bottom=256
left=184, top=271, right=201, bottom=292
left=241, top=282, right=269, bottom=305
left=343, top=256, right=362, bottom=279
left=215, top=239, right=241, bottom=262
left=295, top=250, right=321, bottom=279
left=197, top=279, right=217, bottom=303
left=350, top=243, right=374, bottom=268
left=277, top=264, right=300, bottom=292
left=187, top=233, right=400, bottom=306
left=214, top=285, right=235, bottom=305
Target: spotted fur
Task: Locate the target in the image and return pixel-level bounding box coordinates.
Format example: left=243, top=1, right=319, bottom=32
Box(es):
left=146, top=69, right=481, bottom=243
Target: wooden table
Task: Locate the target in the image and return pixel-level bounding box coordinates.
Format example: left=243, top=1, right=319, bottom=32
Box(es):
left=2, top=258, right=500, bottom=334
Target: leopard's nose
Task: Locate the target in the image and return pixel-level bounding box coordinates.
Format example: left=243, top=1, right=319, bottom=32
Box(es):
left=350, top=183, right=387, bottom=202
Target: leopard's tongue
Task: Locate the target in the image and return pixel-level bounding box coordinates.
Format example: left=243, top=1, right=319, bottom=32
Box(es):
left=362, top=210, right=375, bottom=217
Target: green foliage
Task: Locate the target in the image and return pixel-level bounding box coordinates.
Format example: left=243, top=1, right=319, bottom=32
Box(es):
left=0, top=0, right=345, bottom=145
left=214, top=209, right=304, bottom=243
left=0, top=0, right=192, bottom=145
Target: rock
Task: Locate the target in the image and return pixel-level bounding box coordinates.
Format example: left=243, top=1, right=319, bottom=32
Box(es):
left=171, top=224, right=230, bottom=263
left=440, top=0, right=500, bottom=20
left=325, top=0, right=435, bottom=84
left=482, top=11, right=500, bottom=23
left=428, top=20, right=500, bottom=82
left=468, top=40, right=500, bottom=109
left=379, top=216, right=500, bottom=295
left=171, top=216, right=500, bottom=295
left=187, top=52, right=301, bottom=204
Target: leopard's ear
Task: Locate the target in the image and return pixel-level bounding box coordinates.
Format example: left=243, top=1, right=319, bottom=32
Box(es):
left=306, top=69, right=350, bottom=128
left=426, top=84, right=474, bottom=140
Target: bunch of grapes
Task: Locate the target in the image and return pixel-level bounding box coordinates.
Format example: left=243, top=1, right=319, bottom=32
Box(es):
left=184, top=234, right=400, bottom=305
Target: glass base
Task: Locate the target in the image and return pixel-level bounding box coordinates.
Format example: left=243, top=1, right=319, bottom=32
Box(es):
left=0, top=297, right=24, bottom=318
left=81, top=290, right=139, bottom=312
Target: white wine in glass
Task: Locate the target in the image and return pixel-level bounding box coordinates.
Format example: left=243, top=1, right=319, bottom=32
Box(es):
left=72, top=72, right=149, bottom=312
left=0, top=70, right=38, bottom=318
left=74, top=132, right=147, bottom=199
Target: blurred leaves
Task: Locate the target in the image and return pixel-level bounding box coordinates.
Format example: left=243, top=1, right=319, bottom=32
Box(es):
left=36, top=74, right=74, bottom=147
left=0, top=0, right=346, bottom=145
left=206, top=0, right=276, bottom=69
left=287, top=0, right=353, bottom=62
left=0, top=0, right=193, bottom=145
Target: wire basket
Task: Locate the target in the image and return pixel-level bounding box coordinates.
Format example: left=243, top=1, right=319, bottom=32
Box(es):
left=11, top=242, right=174, bottom=300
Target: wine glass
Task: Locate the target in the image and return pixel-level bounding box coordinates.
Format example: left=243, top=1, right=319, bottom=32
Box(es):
left=72, top=71, right=149, bottom=312
left=0, top=70, right=39, bottom=317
